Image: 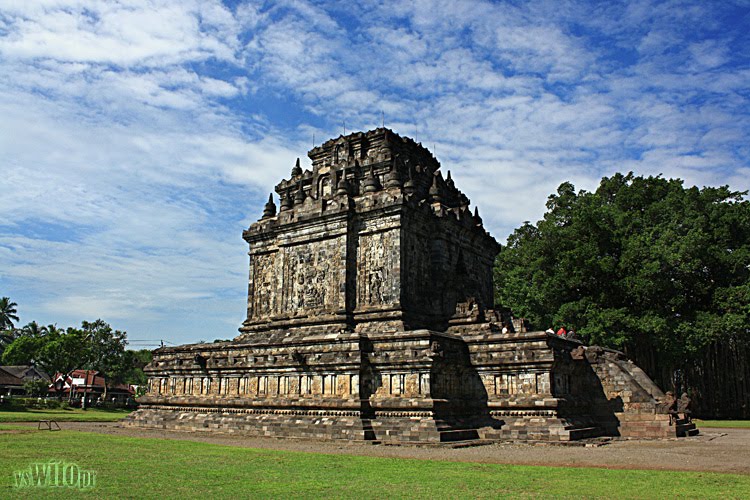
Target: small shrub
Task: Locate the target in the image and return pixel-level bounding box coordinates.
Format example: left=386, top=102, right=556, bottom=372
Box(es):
left=23, top=378, right=49, bottom=397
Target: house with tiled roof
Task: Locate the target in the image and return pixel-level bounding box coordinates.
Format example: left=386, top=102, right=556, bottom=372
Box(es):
left=0, top=365, right=49, bottom=396
left=48, top=370, right=135, bottom=403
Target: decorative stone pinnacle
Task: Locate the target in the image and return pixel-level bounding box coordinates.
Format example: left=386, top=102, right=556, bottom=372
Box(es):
left=335, top=170, right=350, bottom=197
left=429, top=174, right=442, bottom=202
left=294, top=183, right=306, bottom=204
left=384, top=162, right=402, bottom=189
left=446, top=170, right=455, bottom=188
left=262, top=193, right=277, bottom=218
left=280, top=192, right=293, bottom=211
left=363, top=166, right=380, bottom=193
left=403, top=168, right=416, bottom=196
left=474, top=206, right=483, bottom=226
left=291, top=158, right=302, bottom=177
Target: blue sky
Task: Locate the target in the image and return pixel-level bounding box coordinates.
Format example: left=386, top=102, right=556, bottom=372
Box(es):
left=1, top=0, right=749, bottom=347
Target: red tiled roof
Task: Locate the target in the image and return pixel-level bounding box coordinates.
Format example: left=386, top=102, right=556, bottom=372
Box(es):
left=68, top=369, right=106, bottom=387
left=48, top=370, right=134, bottom=394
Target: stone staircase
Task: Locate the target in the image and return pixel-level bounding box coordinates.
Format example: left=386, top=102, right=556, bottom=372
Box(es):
left=675, top=418, right=699, bottom=437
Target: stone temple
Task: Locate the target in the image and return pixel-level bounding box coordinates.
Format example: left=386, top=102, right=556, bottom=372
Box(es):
left=126, top=129, right=696, bottom=442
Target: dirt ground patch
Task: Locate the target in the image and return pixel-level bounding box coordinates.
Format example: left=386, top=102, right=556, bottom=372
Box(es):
left=14, top=421, right=750, bottom=474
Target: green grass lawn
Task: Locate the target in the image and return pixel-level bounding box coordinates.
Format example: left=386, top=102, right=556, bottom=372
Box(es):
left=0, top=408, right=132, bottom=423
left=695, top=419, right=750, bottom=429
left=1, top=430, right=749, bottom=499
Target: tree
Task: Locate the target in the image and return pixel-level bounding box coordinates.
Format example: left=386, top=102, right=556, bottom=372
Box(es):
left=0, top=297, right=19, bottom=330
left=37, top=327, right=88, bottom=380
left=77, top=319, right=128, bottom=399
left=1, top=325, right=86, bottom=381
left=23, top=378, right=49, bottom=397
left=20, top=321, right=47, bottom=338
left=495, top=173, right=750, bottom=416
left=110, top=349, right=152, bottom=388
left=1, top=320, right=49, bottom=359
left=1, top=335, right=42, bottom=366
left=0, top=297, right=20, bottom=357
left=1, top=315, right=136, bottom=403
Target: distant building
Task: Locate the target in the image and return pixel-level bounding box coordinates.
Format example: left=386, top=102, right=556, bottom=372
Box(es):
left=0, top=365, right=48, bottom=396
left=48, top=370, right=135, bottom=403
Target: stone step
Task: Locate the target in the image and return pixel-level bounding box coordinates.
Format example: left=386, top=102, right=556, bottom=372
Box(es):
left=567, top=426, right=604, bottom=441
left=439, top=429, right=480, bottom=442
left=676, top=422, right=699, bottom=438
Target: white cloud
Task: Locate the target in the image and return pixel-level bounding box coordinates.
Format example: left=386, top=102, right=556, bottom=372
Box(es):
left=0, top=0, right=240, bottom=66
left=0, top=0, right=302, bottom=343
left=1, top=0, right=748, bottom=344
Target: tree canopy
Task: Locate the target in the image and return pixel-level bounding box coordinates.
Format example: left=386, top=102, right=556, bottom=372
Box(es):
left=495, top=173, right=750, bottom=367
left=0, top=311, right=149, bottom=389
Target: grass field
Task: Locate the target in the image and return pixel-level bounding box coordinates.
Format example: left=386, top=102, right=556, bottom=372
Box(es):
left=2, top=429, right=749, bottom=499
left=695, top=420, right=750, bottom=429
left=0, top=408, right=131, bottom=423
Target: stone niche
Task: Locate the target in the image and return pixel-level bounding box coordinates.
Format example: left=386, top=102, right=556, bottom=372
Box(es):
left=125, top=129, right=689, bottom=442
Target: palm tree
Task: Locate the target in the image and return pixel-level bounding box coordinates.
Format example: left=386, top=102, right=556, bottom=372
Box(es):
left=21, top=321, right=47, bottom=338
left=0, top=297, right=20, bottom=357
left=0, top=297, right=19, bottom=330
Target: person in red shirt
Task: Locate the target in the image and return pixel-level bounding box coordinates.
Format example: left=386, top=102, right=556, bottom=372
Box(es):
left=556, top=326, right=567, bottom=336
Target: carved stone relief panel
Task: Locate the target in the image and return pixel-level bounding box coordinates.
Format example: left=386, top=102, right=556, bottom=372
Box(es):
left=357, top=229, right=399, bottom=307
left=282, top=237, right=345, bottom=314
left=251, top=252, right=278, bottom=319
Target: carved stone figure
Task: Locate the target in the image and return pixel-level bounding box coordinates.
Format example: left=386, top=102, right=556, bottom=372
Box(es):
left=661, top=391, right=678, bottom=425
left=678, top=392, right=693, bottom=423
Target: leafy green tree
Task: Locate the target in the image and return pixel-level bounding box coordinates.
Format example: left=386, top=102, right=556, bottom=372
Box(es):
left=37, top=327, right=88, bottom=380
left=1, top=335, right=42, bottom=366
left=1, top=316, right=137, bottom=402
left=495, top=173, right=750, bottom=376
left=110, top=349, right=152, bottom=387
left=77, top=319, right=128, bottom=399
left=1, top=321, right=50, bottom=359
left=1, top=325, right=86, bottom=381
